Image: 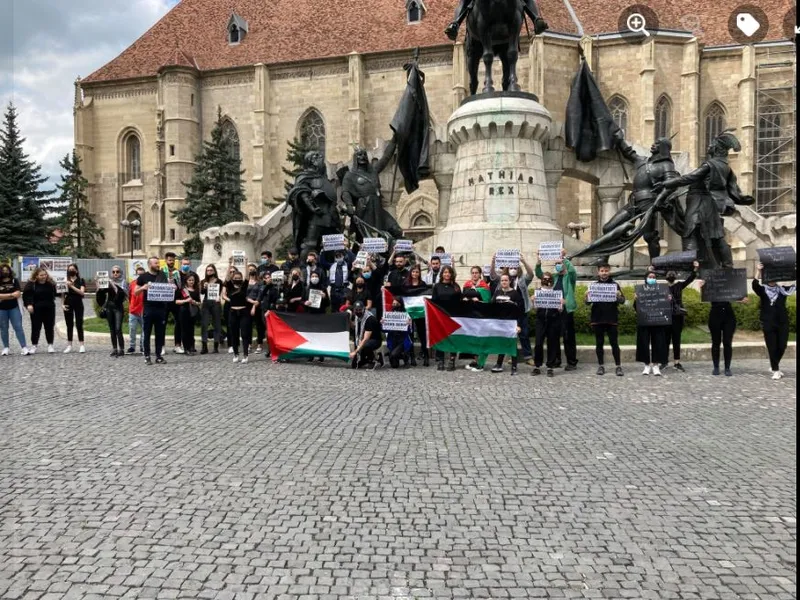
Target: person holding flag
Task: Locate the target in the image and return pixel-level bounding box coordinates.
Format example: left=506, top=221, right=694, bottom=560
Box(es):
left=400, top=264, right=431, bottom=366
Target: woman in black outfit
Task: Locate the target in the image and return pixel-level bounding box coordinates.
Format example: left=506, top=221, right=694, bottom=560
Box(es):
left=431, top=265, right=462, bottom=371
left=633, top=271, right=669, bottom=376
left=22, top=267, right=57, bottom=354
left=200, top=264, right=223, bottom=354
left=752, top=262, right=796, bottom=380
left=663, top=260, right=699, bottom=371
left=222, top=269, right=251, bottom=363
left=531, top=272, right=561, bottom=377
left=98, top=266, right=129, bottom=357
left=698, top=279, right=748, bottom=377
left=402, top=265, right=431, bottom=367
left=246, top=269, right=265, bottom=353
left=176, top=273, right=201, bottom=355
left=349, top=276, right=373, bottom=311
left=490, top=273, right=524, bottom=376
left=303, top=272, right=329, bottom=315
left=285, top=268, right=306, bottom=312
left=62, top=263, right=86, bottom=353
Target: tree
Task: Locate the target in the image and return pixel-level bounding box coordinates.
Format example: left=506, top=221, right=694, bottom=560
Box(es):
left=0, top=103, right=54, bottom=257
left=52, top=151, right=105, bottom=258
left=172, top=107, right=247, bottom=258
left=273, top=136, right=313, bottom=205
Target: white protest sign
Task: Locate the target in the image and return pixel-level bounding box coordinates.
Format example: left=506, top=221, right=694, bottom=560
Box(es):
left=588, top=283, right=619, bottom=303
left=538, top=241, right=563, bottom=261
left=495, top=249, right=520, bottom=269
left=394, top=239, right=414, bottom=253
left=271, top=270, right=285, bottom=286
left=205, top=283, right=220, bottom=301
left=232, top=251, right=246, bottom=269
left=308, top=289, right=324, bottom=309
left=361, top=238, right=388, bottom=253
left=482, top=265, right=492, bottom=277
left=96, top=271, right=109, bottom=289
left=147, top=282, right=176, bottom=302
left=382, top=311, right=410, bottom=332
left=435, top=253, right=453, bottom=266
left=534, top=288, right=563, bottom=309
left=127, top=259, right=147, bottom=281
left=56, top=282, right=68, bottom=294
left=353, top=251, right=370, bottom=270
left=322, top=234, right=346, bottom=251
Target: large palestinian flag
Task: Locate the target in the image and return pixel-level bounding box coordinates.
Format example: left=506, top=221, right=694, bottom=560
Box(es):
left=382, top=287, right=430, bottom=319
left=425, top=299, right=521, bottom=356
left=266, top=311, right=351, bottom=361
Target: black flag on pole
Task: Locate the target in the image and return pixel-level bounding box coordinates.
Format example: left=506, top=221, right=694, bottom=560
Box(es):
left=390, top=61, right=431, bottom=193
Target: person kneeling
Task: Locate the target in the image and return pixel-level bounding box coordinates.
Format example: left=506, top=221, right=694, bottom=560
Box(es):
left=384, top=299, right=413, bottom=368
left=350, top=301, right=384, bottom=369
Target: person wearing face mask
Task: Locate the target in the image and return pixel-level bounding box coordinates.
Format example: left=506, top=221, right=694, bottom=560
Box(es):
left=383, top=298, right=413, bottom=368
left=362, top=256, right=388, bottom=317
left=402, top=265, right=431, bottom=367
left=136, top=257, right=170, bottom=365
left=530, top=271, right=562, bottom=377
left=200, top=264, right=223, bottom=354
left=584, top=263, right=625, bottom=376
left=97, top=265, right=129, bottom=357
left=257, top=251, right=279, bottom=277
left=22, top=268, right=58, bottom=354
left=222, top=269, right=251, bottom=363
left=179, top=257, right=197, bottom=283
left=162, top=252, right=184, bottom=354
left=327, top=251, right=350, bottom=312
left=536, top=248, right=578, bottom=371
left=349, top=276, right=373, bottom=310
left=488, top=273, right=524, bottom=375
left=304, top=271, right=329, bottom=319
left=0, top=263, right=31, bottom=356
left=259, top=271, right=280, bottom=356
left=127, top=266, right=146, bottom=355
left=492, top=252, right=535, bottom=365
left=660, top=260, right=700, bottom=372
left=245, top=267, right=266, bottom=353
left=752, top=262, right=796, bottom=380
left=62, top=263, right=86, bottom=354
left=286, top=268, right=306, bottom=312
left=350, top=300, right=384, bottom=369
left=432, top=266, right=463, bottom=371
left=176, top=273, right=201, bottom=355
left=634, top=270, right=669, bottom=376
left=304, top=251, right=326, bottom=287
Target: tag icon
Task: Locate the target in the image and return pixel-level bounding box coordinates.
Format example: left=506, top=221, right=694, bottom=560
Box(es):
left=736, top=12, right=761, bottom=37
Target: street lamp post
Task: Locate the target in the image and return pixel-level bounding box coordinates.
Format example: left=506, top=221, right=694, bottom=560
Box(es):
left=120, top=219, right=141, bottom=259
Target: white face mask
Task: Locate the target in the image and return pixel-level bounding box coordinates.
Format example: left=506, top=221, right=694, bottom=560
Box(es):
left=310, top=277, right=320, bottom=285
left=509, top=269, right=518, bottom=277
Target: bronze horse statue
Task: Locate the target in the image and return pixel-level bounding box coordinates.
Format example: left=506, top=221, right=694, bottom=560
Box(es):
left=465, top=0, right=524, bottom=95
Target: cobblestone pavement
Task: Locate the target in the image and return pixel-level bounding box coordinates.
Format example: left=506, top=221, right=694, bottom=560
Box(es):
left=0, top=315, right=796, bottom=599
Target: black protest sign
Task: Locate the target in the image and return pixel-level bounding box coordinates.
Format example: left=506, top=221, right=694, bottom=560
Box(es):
left=757, top=246, right=796, bottom=283
left=700, top=268, right=747, bottom=302
left=635, top=284, right=672, bottom=326
left=652, top=250, right=697, bottom=272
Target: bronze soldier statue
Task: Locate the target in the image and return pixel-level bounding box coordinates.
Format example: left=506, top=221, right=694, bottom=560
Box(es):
left=445, top=0, right=548, bottom=40
left=286, top=151, right=341, bottom=260
left=701, top=130, right=755, bottom=217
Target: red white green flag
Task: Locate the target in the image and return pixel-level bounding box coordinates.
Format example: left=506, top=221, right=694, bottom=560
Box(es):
left=425, top=298, right=520, bottom=356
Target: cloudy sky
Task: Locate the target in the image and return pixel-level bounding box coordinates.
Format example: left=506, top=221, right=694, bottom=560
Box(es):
left=0, top=0, right=179, bottom=186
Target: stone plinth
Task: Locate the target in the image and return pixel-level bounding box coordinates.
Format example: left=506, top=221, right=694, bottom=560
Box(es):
left=436, top=93, right=562, bottom=268
left=200, top=222, right=257, bottom=276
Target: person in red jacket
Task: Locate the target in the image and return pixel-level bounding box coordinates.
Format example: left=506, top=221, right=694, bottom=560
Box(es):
left=126, top=266, right=145, bottom=354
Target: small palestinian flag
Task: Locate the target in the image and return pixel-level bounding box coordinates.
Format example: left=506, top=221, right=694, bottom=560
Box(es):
left=425, top=299, right=520, bottom=356
left=266, top=311, right=351, bottom=361
left=382, top=287, right=430, bottom=320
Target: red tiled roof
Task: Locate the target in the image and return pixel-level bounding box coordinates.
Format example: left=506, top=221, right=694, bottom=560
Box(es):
left=82, top=0, right=794, bottom=84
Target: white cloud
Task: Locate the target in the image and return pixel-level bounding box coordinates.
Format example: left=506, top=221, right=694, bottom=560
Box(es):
left=0, top=0, right=178, bottom=185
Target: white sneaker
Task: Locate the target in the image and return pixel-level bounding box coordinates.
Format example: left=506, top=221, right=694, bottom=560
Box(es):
left=63, top=345, right=72, bottom=354
left=642, top=365, right=651, bottom=375
left=233, top=355, right=239, bottom=363
left=772, top=371, right=783, bottom=380
left=28, top=346, right=37, bottom=355
left=241, top=357, right=249, bottom=364
left=174, top=347, right=185, bottom=354
left=255, top=346, right=262, bottom=354
left=79, top=345, right=86, bottom=353
left=1, top=348, right=8, bottom=356
left=228, top=347, right=234, bottom=354
left=652, top=365, right=661, bottom=376
left=47, top=345, right=55, bottom=353
left=21, top=347, right=31, bottom=356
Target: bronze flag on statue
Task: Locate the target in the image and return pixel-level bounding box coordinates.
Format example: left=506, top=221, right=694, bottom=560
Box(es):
left=390, top=61, right=431, bottom=193
left=565, top=59, right=621, bottom=163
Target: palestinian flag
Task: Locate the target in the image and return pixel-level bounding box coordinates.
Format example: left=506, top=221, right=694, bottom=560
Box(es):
left=266, top=311, right=351, bottom=361
left=425, top=299, right=520, bottom=356
left=382, top=287, right=430, bottom=319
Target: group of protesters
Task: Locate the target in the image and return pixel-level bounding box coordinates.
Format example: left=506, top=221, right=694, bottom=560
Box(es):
left=0, top=245, right=794, bottom=380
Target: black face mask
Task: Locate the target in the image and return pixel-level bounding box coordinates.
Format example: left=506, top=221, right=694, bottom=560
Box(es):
left=665, top=277, right=676, bottom=283
left=68, top=270, right=77, bottom=276
left=233, top=280, right=243, bottom=286
left=292, top=274, right=300, bottom=281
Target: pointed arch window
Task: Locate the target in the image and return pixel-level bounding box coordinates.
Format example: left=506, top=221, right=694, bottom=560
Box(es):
left=608, top=95, right=629, bottom=136
left=299, top=109, right=326, bottom=155
left=411, top=212, right=433, bottom=228
left=407, top=0, right=424, bottom=23
left=655, top=94, right=672, bottom=140
left=125, top=135, right=141, bottom=182
left=704, top=102, right=727, bottom=151
left=221, top=119, right=240, bottom=162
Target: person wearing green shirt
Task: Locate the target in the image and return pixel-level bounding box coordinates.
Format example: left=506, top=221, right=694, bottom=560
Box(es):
left=536, top=248, right=578, bottom=370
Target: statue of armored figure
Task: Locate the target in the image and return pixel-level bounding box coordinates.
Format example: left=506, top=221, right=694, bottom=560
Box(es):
left=286, top=151, right=342, bottom=260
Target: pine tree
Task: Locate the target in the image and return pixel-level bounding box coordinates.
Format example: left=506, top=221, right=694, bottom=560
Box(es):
left=0, top=103, right=53, bottom=257
left=173, top=107, right=247, bottom=257
left=274, top=136, right=313, bottom=204
left=52, top=151, right=105, bottom=258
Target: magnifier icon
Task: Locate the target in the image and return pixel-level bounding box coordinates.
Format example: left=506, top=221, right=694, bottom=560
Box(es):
left=626, top=12, right=651, bottom=37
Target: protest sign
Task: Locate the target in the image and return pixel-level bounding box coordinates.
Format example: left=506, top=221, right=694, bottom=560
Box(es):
left=482, top=265, right=492, bottom=277
left=205, top=283, right=220, bottom=301
left=232, top=251, right=246, bottom=269
left=96, top=271, right=109, bottom=289
left=353, top=251, right=370, bottom=270
left=361, top=237, right=388, bottom=253
left=308, top=289, right=324, bottom=309
left=495, top=249, right=520, bottom=269
left=322, top=234, right=346, bottom=251
left=757, top=246, right=796, bottom=283
left=394, top=239, right=414, bottom=253
left=435, top=253, right=453, bottom=266
left=127, top=259, right=148, bottom=280
left=382, top=311, right=411, bottom=332
left=147, top=282, right=177, bottom=302
left=652, top=250, right=697, bottom=272
left=534, top=289, right=563, bottom=309
left=271, top=270, right=285, bottom=286
left=588, top=283, right=619, bottom=303
left=700, top=268, right=747, bottom=302
left=635, top=284, right=672, bottom=326
left=56, top=282, right=68, bottom=294
left=538, top=241, right=563, bottom=261
left=20, top=256, right=39, bottom=275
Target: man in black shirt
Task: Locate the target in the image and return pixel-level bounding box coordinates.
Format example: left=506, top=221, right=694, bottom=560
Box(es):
left=136, top=257, right=170, bottom=365
left=350, top=301, right=383, bottom=369
left=281, top=248, right=301, bottom=276
left=257, top=251, right=280, bottom=277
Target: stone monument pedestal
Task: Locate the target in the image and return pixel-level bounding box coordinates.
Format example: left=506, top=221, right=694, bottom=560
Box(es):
left=436, top=93, right=562, bottom=267
left=200, top=221, right=257, bottom=276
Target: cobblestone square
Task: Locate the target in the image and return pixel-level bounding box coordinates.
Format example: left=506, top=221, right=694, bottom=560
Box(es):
left=1, top=333, right=796, bottom=600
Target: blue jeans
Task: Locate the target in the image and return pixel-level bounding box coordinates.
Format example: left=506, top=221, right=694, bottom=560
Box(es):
left=129, top=314, right=144, bottom=351
left=0, top=306, right=27, bottom=349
